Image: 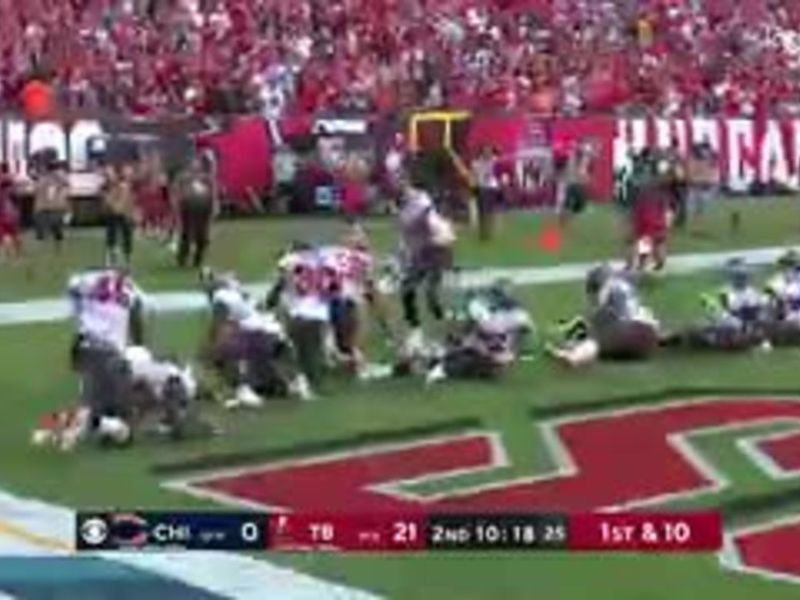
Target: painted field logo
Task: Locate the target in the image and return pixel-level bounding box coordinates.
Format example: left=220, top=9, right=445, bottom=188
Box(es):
left=165, top=396, right=800, bottom=584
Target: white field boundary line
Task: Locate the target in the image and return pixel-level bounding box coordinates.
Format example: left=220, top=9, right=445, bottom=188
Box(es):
left=0, top=487, right=380, bottom=600
left=0, top=246, right=794, bottom=327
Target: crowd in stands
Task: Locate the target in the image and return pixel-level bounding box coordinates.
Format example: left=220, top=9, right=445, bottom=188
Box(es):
left=1, top=0, right=800, bottom=119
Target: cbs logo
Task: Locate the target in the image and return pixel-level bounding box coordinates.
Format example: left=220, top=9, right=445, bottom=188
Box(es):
left=80, top=517, right=109, bottom=547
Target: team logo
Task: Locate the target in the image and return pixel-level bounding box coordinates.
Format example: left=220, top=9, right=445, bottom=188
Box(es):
left=110, top=512, right=149, bottom=548
left=166, top=396, right=800, bottom=584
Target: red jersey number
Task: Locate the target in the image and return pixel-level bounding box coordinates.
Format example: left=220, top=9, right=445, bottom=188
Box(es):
left=292, top=264, right=341, bottom=297
left=89, top=274, right=129, bottom=306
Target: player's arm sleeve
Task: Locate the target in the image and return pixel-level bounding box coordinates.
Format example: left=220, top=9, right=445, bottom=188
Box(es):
left=265, top=271, right=287, bottom=310
left=129, top=296, right=146, bottom=346
left=67, top=279, right=82, bottom=317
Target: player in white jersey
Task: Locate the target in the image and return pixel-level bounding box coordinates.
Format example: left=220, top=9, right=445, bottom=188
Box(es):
left=547, top=265, right=661, bottom=367
left=764, top=250, right=800, bottom=345
left=68, top=267, right=147, bottom=352
left=123, top=346, right=218, bottom=440
left=319, top=227, right=391, bottom=373
left=664, top=258, right=769, bottom=351
left=397, top=181, right=456, bottom=354
left=266, top=243, right=335, bottom=386
left=62, top=268, right=148, bottom=450
left=201, top=269, right=313, bottom=406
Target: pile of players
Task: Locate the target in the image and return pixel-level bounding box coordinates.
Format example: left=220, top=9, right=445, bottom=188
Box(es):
left=32, top=185, right=536, bottom=451
left=547, top=251, right=800, bottom=368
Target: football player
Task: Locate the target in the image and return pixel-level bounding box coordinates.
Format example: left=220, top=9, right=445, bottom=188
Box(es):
left=202, top=269, right=313, bottom=407
left=123, top=346, right=217, bottom=440
left=764, top=250, right=800, bottom=345
left=320, top=225, right=397, bottom=375
left=424, top=281, right=534, bottom=384
left=61, top=267, right=149, bottom=449
left=397, top=179, right=456, bottom=355
left=546, top=265, right=661, bottom=367
left=265, top=242, right=335, bottom=387
left=664, top=258, right=769, bottom=351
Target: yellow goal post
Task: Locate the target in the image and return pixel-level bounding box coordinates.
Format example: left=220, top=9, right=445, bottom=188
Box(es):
left=407, top=110, right=477, bottom=224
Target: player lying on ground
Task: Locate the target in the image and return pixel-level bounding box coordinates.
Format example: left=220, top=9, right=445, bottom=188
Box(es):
left=423, top=281, right=535, bottom=384
left=546, top=265, right=661, bottom=367
left=122, top=345, right=218, bottom=440
left=763, top=250, right=800, bottom=346
left=368, top=280, right=534, bottom=385
left=33, top=346, right=215, bottom=449
left=661, top=258, right=770, bottom=352
left=201, top=269, right=313, bottom=407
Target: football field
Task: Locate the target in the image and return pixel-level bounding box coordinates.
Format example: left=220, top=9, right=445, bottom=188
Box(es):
left=3, top=199, right=800, bottom=599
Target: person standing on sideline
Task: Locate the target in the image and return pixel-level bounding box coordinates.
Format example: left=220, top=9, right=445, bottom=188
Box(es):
left=137, top=153, right=172, bottom=244
left=686, top=136, right=719, bottom=228
left=665, top=137, right=688, bottom=230
left=103, top=163, right=137, bottom=267
left=0, top=162, right=21, bottom=262
left=172, top=156, right=217, bottom=269
left=33, top=160, right=70, bottom=254
left=556, top=144, right=591, bottom=226
left=471, top=146, right=501, bottom=242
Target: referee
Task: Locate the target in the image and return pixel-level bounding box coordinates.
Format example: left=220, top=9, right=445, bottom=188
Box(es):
left=471, top=146, right=501, bottom=242
left=171, top=157, right=217, bottom=269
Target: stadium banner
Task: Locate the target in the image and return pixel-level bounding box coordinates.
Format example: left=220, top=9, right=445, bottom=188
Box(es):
left=555, top=115, right=800, bottom=198
left=4, top=111, right=800, bottom=207
left=0, top=113, right=202, bottom=183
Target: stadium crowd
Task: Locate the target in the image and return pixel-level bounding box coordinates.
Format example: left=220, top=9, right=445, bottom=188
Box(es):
left=2, top=0, right=800, bottom=119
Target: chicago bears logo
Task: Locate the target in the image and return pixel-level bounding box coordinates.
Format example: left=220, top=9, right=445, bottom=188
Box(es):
left=164, top=396, right=800, bottom=583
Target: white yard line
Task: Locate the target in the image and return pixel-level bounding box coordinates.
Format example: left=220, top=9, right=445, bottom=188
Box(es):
left=0, top=245, right=793, bottom=327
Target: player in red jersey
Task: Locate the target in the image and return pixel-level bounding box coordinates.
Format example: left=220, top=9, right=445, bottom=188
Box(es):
left=627, top=151, right=671, bottom=272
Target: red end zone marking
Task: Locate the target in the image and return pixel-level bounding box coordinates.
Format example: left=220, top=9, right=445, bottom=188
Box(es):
left=195, top=399, right=800, bottom=512
left=732, top=521, right=800, bottom=584
left=174, top=397, right=800, bottom=582
left=756, top=434, right=800, bottom=474
left=196, top=434, right=499, bottom=513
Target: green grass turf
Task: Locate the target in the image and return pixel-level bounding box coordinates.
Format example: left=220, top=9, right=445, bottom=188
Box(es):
left=1, top=196, right=800, bottom=301
left=3, top=268, right=800, bottom=598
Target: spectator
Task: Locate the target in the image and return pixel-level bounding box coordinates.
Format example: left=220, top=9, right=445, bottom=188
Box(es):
left=1, top=0, right=799, bottom=120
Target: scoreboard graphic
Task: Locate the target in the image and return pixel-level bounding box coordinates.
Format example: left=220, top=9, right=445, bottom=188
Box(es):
left=76, top=511, right=723, bottom=553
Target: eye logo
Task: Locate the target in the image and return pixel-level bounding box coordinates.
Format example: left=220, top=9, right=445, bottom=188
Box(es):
left=80, top=517, right=109, bottom=547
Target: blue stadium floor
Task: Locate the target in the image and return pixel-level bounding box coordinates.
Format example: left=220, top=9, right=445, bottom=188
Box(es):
left=0, top=557, right=223, bottom=600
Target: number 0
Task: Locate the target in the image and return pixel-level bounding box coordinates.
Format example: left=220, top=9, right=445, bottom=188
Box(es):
left=241, top=522, right=260, bottom=543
